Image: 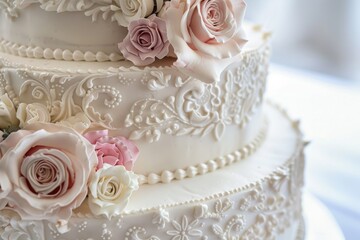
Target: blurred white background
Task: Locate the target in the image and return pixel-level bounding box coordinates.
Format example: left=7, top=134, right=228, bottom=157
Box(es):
left=246, top=1, right=360, bottom=240
left=246, top=0, right=360, bottom=82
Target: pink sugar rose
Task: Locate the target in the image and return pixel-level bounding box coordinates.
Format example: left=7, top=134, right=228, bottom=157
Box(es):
left=162, top=0, right=247, bottom=83
left=84, top=130, right=139, bottom=171
left=0, top=123, right=97, bottom=223
left=118, top=15, right=170, bottom=66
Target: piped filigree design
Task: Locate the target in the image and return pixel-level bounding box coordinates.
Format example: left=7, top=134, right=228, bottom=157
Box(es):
left=0, top=0, right=18, bottom=18
left=125, top=78, right=223, bottom=142
left=0, top=45, right=269, bottom=142
left=125, top=227, right=160, bottom=240
left=0, top=68, right=123, bottom=128
left=3, top=0, right=160, bottom=26
left=0, top=210, right=45, bottom=240
left=125, top=48, right=268, bottom=143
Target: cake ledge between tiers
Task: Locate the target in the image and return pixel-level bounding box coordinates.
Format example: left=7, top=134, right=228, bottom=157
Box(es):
left=0, top=37, right=269, bottom=74
left=0, top=22, right=270, bottom=63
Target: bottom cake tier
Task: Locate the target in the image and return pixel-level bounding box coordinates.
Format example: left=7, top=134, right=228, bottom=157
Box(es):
left=0, top=102, right=306, bottom=240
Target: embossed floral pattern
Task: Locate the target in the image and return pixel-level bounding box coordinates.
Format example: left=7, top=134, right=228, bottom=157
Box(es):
left=152, top=209, right=170, bottom=229
left=167, top=216, right=202, bottom=240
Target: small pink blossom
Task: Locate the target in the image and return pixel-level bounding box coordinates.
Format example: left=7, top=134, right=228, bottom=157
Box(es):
left=119, top=15, right=170, bottom=66
left=84, top=130, right=139, bottom=171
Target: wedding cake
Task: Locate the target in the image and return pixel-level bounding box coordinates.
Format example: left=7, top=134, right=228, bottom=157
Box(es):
left=0, top=1, right=305, bottom=239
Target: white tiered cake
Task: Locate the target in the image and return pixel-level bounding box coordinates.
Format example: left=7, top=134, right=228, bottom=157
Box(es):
left=0, top=1, right=305, bottom=239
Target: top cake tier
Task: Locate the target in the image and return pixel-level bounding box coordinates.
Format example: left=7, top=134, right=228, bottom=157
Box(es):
left=0, top=1, right=256, bottom=81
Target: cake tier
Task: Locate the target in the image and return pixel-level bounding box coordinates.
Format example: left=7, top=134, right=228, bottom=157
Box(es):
left=0, top=102, right=306, bottom=239
left=0, top=35, right=269, bottom=177
left=0, top=2, right=266, bottom=62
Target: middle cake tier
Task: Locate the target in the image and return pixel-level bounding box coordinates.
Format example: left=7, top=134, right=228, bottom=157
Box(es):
left=0, top=36, right=269, bottom=177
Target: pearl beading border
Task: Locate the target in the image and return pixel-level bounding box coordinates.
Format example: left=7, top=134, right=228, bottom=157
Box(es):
left=0, top=25, right=270, bottom=64
left=137, top=120, right=269, bottom=185
left=0, top=38, right=124, bottom=62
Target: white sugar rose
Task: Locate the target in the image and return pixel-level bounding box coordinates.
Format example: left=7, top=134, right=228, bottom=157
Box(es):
left=0, top=94, right=19, bottom=129
left=88, top=164, right=139, bottom=218
left=162, top=0, right=247, bottom=83
left=113, top=0, right=165, bottom=27
left=0, top=123, right=97, bottom=223
left=16, top=103, right=50, bottom=128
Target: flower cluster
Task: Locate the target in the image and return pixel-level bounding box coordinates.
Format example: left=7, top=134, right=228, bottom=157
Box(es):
left=0, top=94, right=140, bottom=226
left=118, top=0, right=247, bottom=83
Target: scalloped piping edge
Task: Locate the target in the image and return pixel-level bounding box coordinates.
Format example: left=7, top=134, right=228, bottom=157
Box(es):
left=73, top=100, right=306, bottom=218
left=137, top=119, right=269, bottom=185
left=0, top=38, right=124, bottom=62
